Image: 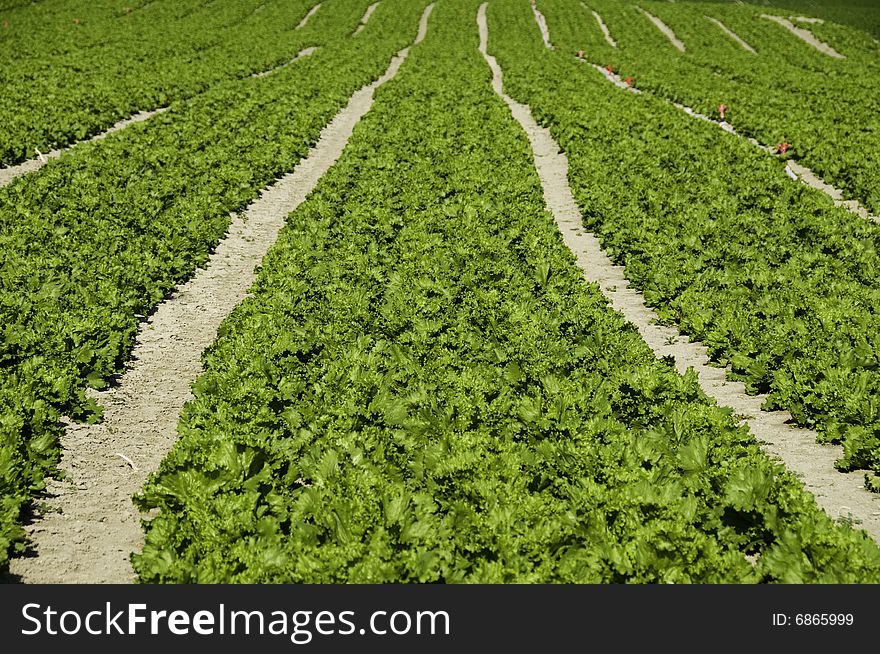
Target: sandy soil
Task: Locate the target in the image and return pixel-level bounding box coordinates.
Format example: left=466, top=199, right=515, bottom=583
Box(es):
left=706, top=15, right=756, bottom=54
left=354, top=2, right=380, bottom=36
left=787, top=161, right=879, bottom=224
left=296, top=2, right=321, bottom=30
left=531, top=2, right=554, bottom=50
left=581, top=3, right=616, bottom=48
left=761, top=14, right=844, bottom=58
left=0, top=108, right=167, bottom=189
left=660, top=101, right=879, bottom=224
left=635, top=6, right=685, bottom=52
left=482, top=3, right=880, bottom=542
left=671, top=101, right=753, bottom=139
left=2, top=42, right=324, bottom=187
left=593, top=63, right=642, bottom=92
left=8, top=3, right=435, bottom=584
left=251, top=47, right=316, bottom=78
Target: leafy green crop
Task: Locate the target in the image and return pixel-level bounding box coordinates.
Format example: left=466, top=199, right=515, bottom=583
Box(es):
left=489, top=0, right=880, bottom=492
left=134, top=0, right=880, bottom=583
left=0, top=0, right=428, bottom=575
left=0, top=0, right=379, bottom=166
left=536, top=0, right=880, bottom=215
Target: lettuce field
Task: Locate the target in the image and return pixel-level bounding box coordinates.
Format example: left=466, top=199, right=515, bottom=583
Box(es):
left=2, top=0, right=880, bottom=583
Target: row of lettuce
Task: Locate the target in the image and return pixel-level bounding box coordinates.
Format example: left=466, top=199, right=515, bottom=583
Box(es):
left=488, top=0, right=880, bottom=491
left=534, top=0, right=880, bottom=216
left=0, top=0, right=381, bottom=166
left=0, top=0, right=428, bottom=575
left=131, top=0, right=880, bottom=583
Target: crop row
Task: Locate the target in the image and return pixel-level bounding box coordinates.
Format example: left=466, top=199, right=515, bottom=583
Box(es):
left=487, top=0, right=880, bottom=493
left=132, top=0, right=880, bottom=583
left=0, top=0, right=206, bottom=58
left=0, top=0, right=382, bottom=166
left=0, top=0, right=428, bottom=574
left=534, top=0, right=880, bottom=215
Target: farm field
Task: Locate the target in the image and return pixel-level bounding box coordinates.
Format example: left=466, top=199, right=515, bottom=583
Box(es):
left=0, top=0, right=372, bottom=166
left=511, top=2, right=880, bottom=489
left=2, top=0, right=880, bottom=583
left=544, top=0, right=880, bottom=215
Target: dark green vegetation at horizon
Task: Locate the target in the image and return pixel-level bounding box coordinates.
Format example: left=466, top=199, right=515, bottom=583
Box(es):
left=685, top=0, right=880, bottom=40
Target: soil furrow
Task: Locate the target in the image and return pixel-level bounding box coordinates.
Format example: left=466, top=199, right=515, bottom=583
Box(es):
left=705, top=15, right=756, bottom=54
left=354, top=2, right=380, bottom=36
left=581, top=3, right=616, bottom=48
left=525, top=6, right=878, bottom=224
left=530, top=0, right=553, bottom=49
left=761, top=13, right=844, bottom=58
left=635, top=5, right=685, bottom=52
left=2, top=43, right=324, bottom=190
left=0, top=108, right=166, bottom=189
left=251, top=46, right=316, bottom=78
left=296, top=2, right=321, bottom=30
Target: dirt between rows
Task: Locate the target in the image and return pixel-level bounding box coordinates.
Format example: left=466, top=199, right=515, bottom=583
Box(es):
left=0, top=108, right=166, bottom=189
left=761, top=14, right=845, bottom=58
left=635, top=5, right=686, bottom=52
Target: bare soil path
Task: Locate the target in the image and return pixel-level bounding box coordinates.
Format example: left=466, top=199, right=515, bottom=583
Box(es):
left=761, top=13, right=844, bottom=58
left=296, top=2, right=321, bottom=30
left=706, top=15, right=756, bottom=54
left=251, top=47, right=316, bottom=78
left=635, top=5, right=685, bottom=52
left=0, top=108, right=166, bottom=189
left=528, top=7, right=878, bottom=224
left=9, top=3, right=435, bottom=584
left=2, top=43, right=324, bottom=189
left=354, top=2, right=380, bottom=36
left=531, top=1, right=553, bottom=49
left=581, top=3, right=616, bottom=48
